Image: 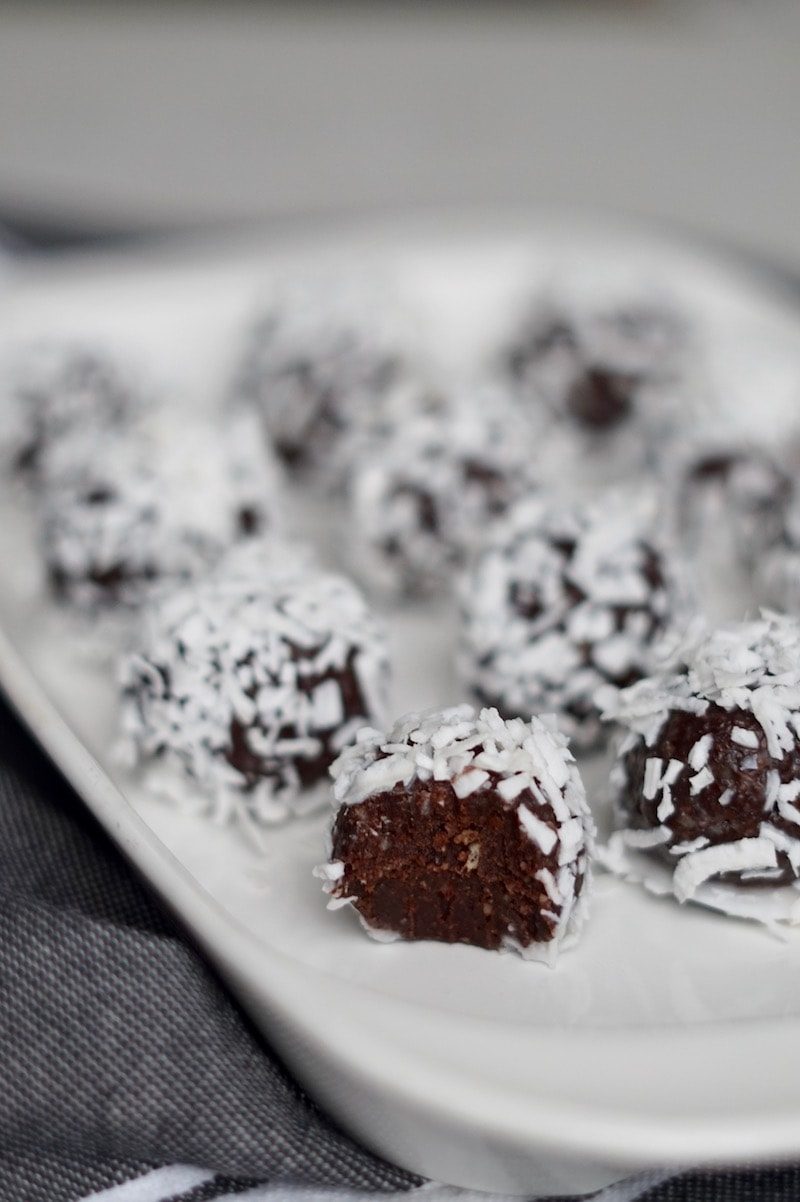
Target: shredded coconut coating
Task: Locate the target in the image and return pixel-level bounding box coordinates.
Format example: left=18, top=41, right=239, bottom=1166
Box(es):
left=458, top=490, right=689, bottom=749
left=319, top=704, right=595, bottom=963
left=118, top=557, right=391, bottom=836
left=344, top=381, right=539, bottom=599
left=600, top=611, right=800, bottom=920
left=0, top=341, right=143, bottom=479
left=39, top=408, right=282, bottom=609
left=602, top=612, right=800, bottom=747
left=233, top=275, right=412, bottom=485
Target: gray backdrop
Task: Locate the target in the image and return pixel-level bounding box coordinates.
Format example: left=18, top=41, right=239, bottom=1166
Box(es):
left=0, top=1, right=798, bottom=262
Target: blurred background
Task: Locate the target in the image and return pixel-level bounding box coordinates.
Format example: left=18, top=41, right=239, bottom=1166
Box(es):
left=1, top=0, right=799, bottom=259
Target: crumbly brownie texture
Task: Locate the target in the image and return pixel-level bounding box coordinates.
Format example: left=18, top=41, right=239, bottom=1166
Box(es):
left=41, top=409, right=281, bottom=608
left=345, top=383, right=538, bottom=599
left=502, top=281, right=689, bottom=437
left=0, top=342, right=139, bottom=479
left=318, top=705, right=594, bottom=962
left=600, top=613, right=800, bottom=920
left=458, top=492, right=687, bottom=749
left=234, top=279, right=408, bottom=481
left=119, top=562, right=390, bottom=835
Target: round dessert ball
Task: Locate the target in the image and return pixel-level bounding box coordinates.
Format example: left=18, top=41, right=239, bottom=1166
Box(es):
left=0, top=341, right=139, bottom=479
left=233, top=276, right=409, bottom=482
left=655, top=324, right=800, bottom=574
left=345, top=382, right=538, bottom=599
left=458, top=491, right=689, bottom=749
left=667, top=437, right=791, bottom=571
left=602, top=612, right=800, bottom=906
left=318, top=704, right=594, bottom=962
left=119, top=558, right=390, bottom=833
left=40, top=409, right=281, bottom=609
left=759, top=485, right=800, bottom=614
left=502, top=278, right=690, bottom=439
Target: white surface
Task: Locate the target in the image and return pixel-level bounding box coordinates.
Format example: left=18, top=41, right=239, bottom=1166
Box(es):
left=5, top=218, right=800, bottom=1195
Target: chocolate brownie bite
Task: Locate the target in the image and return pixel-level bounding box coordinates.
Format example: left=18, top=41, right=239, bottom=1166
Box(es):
left=0, top=341, right=139, bottom=480
left=119, top=558, right=390, bottom=835
left=759, top=486, right=800, bottom=615
left=458, top=491, right=689, bottom=749
left=233, top=277, right=410, bottom=484
left=656, top=326, right=800, bottom=574
left=666, top=434, right=791, bottom=572
left=40, top=409, right=281, bottom=609
left=345, top=382, right=538, bottom=600
left=502, top=279, right=690, bottom=442
left=318, top=704, right=594, bottom=962
left=600, top=613, right=800, bottom=921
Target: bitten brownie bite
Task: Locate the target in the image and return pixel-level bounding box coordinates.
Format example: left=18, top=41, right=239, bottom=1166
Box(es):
left=345, top=382, right=538, bottom=599
left=600, top=613, right=800, bottom=922
left=119, top=556, right=390, bottom=836
left=40, top=410, right=281, bottom=608
left=318, top=705, right=594, bottom=962
left=0, top=341, right=139, bottom=479
left=233, top=277, right=408, bottom=483
left=458, top=492, right=688, bottom=749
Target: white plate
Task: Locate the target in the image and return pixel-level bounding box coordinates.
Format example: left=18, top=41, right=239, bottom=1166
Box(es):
left=4, top=214, right=800, bottom=1197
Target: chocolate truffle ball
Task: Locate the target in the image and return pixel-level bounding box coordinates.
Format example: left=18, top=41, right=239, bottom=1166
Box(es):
left=119, top=559, right=390, bottom=834
left=345, top=383, right=538, bottom=600
left=660, top=322, right=800, bottom=545
left=758, top=485, right=800, bottom=615
left=41, top=409, right=281, bottom=609
left=672, top=441, right=791, bottom=569
left=677, top=449, right=783, bottom=564
left=601, top=613, right=800, bottom=910
left=458, top=492, right=689, bottom=749
left=502, top=281, right=689, bottom=439
left=233, top=278, right=408, bottom=483
left=318, top=704, right=594, bottom=962
left=1, top=342, right=139, bottom=479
